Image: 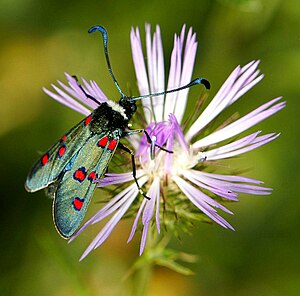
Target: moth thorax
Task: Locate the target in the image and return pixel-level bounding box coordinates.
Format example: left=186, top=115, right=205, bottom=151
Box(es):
left=107, top=100, right=128, bottom=120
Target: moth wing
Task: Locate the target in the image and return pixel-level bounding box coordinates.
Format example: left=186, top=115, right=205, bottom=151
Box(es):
left=53, top=133, right=119, bottom=238
left=25, top=115, right=94, bottom=192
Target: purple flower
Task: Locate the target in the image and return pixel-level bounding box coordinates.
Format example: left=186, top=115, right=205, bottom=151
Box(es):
left=44, top=25, right=285, bottom=260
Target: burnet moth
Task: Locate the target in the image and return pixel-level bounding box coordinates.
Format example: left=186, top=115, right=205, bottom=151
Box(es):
left=25, top=25, right=210, bottom=239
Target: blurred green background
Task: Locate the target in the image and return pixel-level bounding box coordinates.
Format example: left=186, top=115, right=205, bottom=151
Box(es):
left=1, top=0, right=299, bottom=295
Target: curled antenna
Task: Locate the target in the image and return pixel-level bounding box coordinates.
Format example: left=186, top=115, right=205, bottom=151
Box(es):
left=89, top=25, right=126, bottom=98
left=130, top=78, right=210, bottom=102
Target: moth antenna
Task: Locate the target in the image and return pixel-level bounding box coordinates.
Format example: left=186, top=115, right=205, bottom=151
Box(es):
left=130, top=78, right=210, bottom=102
left=89, top=25, right=126, bottom=98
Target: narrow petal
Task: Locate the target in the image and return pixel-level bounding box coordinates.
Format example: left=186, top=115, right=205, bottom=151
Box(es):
left=78, top=176, right=148, bottom=260
left=169, top=114, right=188, bottom=150
left=127, top=199, right=147, bottom=243
left=70, top=180, right=144, bottom=243
left=186, top=61, right=264, bottom=141
left=97, top=170, right=145, bottom=187
left=164, top=26, right=198, bottom=123
left=206, top=133, right=280, bottom=160
left=202, top=131, right=279, bottom=160
left=164, top=33, right=182, bottom=119
left=63, top=73, right=108, bottom=107
left=43, top=73, right=109, bottom=115
left=192, top=97, right=285, bottom=149
left=199, top=171, right=265, bottom=184
left=79, top=196, right=134, bottom=261
left=152, top=25, right=165, bottom=122
left=173, top=176, right=234, bottom=230
left=130, top=27, right=151, bottom=123
left=183, top=170, right=239, bottom=201
left=188, top=170, right=272, bottom=195
left=174, top=27, right=197, bottom=123
left=183, top=170, right=236, bottom=209
left=140, top=177, right=161, bottom=254
left=43, top=87, right=91, bottom=116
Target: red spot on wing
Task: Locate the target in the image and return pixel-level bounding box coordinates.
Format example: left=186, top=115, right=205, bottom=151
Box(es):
left=73, top=197, right=84, bottom=211
left=85, top=115, right=92, bottom=126
left=58, top=145, right=66, bottom=158
left=61, top=135, right=67, bottom=141
left=41, top=153, right=49, bottom=166
left=108, top=139, right=118, bottom=151
left=73, top=167, right=86, bottom=182
left=97, top=136, right=109, bottom=148
left=88, top=171, right=97, bottom=182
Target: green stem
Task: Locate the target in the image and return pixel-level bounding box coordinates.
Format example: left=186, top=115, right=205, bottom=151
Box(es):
left=132, top=259, right=152, bottom=296
left=131, top=229, right=158, bottom=296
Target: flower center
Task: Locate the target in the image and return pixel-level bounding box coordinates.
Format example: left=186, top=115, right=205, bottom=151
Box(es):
left=140, top=141, right=200, bottom=181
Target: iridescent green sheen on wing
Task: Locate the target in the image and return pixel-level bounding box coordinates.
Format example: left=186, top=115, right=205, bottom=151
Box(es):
left=53, top=132, right=120, bottom=238
left=25, top=116, right=92, bottom=192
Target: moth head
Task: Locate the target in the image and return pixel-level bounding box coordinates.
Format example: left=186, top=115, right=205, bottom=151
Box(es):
left=118, top=97, right=137, bottom=120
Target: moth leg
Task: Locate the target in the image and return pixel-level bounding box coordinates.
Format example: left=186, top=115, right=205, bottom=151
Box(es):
left=118, top=142, right=150, bottom=200
left=124, top=129, right=173, bottom=154
left=123, top=129, right=144, bottom=136
left=143, top=130, right=173, bottom=155
left=72, top=75, right=101, bottom=105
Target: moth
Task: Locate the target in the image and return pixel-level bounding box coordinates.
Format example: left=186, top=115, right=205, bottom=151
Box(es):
left=25, top=25, right=210, bottom=239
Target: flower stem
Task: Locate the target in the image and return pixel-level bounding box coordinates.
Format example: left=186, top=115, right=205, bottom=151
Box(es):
left=132, top=259, right=152, bottom=296
left=131, top=228, right=158, bottom=296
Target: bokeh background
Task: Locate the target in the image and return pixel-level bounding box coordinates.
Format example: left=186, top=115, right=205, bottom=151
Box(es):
left=1, top=0, right=299, bottom=295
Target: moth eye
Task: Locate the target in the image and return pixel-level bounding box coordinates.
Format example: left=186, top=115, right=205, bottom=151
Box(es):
left=131, top=105, right=137, bottom=113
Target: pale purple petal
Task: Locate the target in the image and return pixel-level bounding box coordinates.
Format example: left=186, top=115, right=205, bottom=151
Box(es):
left=57, top=80, right=85, bottom=102
left=136, top=123, right=156, bottom=158
left=144, top=24, right=165, bottom=122
left=183, top=170, right=239, bottom=201
left=43, top=73, right=109, bottom=115
left=188, top=170, right=272, bottom=195
left=130, top=27, right=151, bottom=123
left=127, top=177, right=161, bottom=255
left=81, top=78, right=107, bottom=108
left=169, top=114, right=188, bottom=150
left=182, top=170, right=236, bottom=209
left=192, top=97, right=285, bottom=149
left=70, top=179, right=145, bottom=243
left=64, top=73, right=108, bottom=107
left=186, top=61, right=264, bottom=141
left=140, top=222, right=150, bottom=256
left=78, top=177, right=149, bottom=261
left=43, top=87, right=91, bottom=116
left=173, top=176, right=234, bottom=230
left=146, top=24, right=154, bottom=93
left=142, top=177, right=160, bottom=226
left=97, top=170, right=145, bottom=187
left=149, top=25, right=165, bottom=122
left=164, top=26, right=197, bottom=123
left=174, top=27, right=197, bottom=123
left=164, top=31, right=184, bottom=119
left=140, top=177, right=161, bottom=254
left=79, top=197, right=133, bottom=261
left=164, top=124, right=175, bottom=175
left=165, top=114, right=189, bottom=174
left=137, top=121, right=176, bottom=164
left=127, top=199, right=147, bottom=243
left=199, top=171, right=264, bottom=184
left=205, top=132, right=280, bottom=160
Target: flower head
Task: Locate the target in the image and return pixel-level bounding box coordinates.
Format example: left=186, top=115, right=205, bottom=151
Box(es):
left=44, top=25, right=285, bottom=260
